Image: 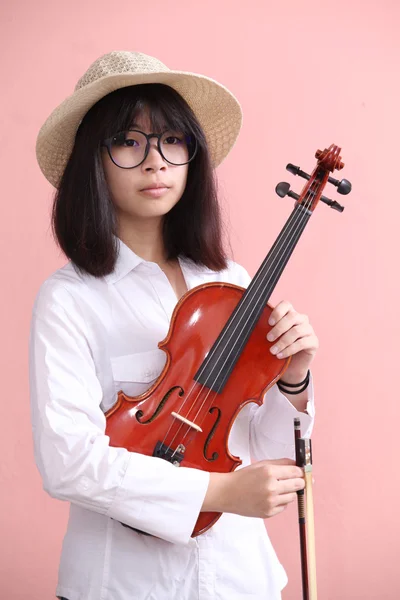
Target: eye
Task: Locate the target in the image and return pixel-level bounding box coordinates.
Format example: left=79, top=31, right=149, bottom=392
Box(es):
left=163, top=131, right=186, bottom=145
left=112, top=131, right=143, bottom=147
left=164, top=136, right=181, bottom=145
left=123, top=138, right=139, bottom=147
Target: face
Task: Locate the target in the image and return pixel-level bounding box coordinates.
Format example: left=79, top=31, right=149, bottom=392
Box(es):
left=101, top=109, right=189, bottom=229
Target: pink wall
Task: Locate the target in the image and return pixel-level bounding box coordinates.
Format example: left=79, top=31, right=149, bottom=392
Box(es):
left=1, top=0, right=399, bottom=598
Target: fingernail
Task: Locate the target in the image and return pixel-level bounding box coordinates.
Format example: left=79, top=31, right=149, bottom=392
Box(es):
left=270, top=346, right=278, bottom=354
left=277, top=352, right=283, bottom=359
left=269, top=318, right=275, bottom=326
left=267, top=333, right=274, bottom=341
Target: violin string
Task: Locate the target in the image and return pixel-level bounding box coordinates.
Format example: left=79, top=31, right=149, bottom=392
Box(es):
left=162, top=184, right=317, bottom=455
left=161, top=181, right=319, bottom=455
left=196, top=178, right=320, bottom=394
left=171, top=184, right=317, bottom=450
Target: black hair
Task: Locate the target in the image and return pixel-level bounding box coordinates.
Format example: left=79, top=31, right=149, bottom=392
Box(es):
left=52, top=83, right=228, bottom=277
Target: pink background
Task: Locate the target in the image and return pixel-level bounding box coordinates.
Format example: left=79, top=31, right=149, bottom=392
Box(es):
left=1, top=0, right=399, bottom=598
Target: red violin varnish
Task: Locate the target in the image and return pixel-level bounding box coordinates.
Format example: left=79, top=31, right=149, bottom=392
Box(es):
left=105, top=144, right=351, bottom=537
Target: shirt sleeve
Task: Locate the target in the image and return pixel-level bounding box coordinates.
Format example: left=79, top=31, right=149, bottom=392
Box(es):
left=29, top=281, right=209, bottom=546
left=249, top=376, right=315, bottom=461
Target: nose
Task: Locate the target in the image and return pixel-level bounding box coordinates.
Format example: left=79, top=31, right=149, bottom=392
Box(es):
left=142, top=138, right=167, bottom=172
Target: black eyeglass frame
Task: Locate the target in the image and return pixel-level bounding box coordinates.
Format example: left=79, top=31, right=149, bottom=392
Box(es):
left=101, top=129, right=198, bottom=169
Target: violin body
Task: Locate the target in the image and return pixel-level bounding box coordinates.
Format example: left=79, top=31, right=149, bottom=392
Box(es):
left=105, top=282, right=289, bottom=536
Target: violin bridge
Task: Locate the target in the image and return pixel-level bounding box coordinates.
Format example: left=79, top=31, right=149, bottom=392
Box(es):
left=171, top=411, right=202, bottom=432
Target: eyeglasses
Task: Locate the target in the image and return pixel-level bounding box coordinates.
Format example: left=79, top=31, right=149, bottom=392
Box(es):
left=101, top=129, right=198, bottom=169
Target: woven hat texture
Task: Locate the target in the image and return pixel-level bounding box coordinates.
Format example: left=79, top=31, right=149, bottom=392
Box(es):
left=36, top=51, right=243, bottom=188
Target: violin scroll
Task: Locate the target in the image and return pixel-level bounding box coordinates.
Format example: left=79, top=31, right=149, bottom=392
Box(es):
left=315, top=145, right=343, bottom=171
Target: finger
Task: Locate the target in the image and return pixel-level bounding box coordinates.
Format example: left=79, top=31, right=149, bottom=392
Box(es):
left=265, top=458, right=296, bottom=466
left=275, top=492, right=299, bottom=507
left=277, top=477, right=305, bottom=495
left=268, top=300, right=294, bottom=326
left=270, top=464, right=305, bottom=479
left=269, top=324, right=312, bottom=355
left=265, top=505, right=287, bottom=519
left=267, top=312, right=308, bottom=342
left=273, top=335, right=317, bottom=360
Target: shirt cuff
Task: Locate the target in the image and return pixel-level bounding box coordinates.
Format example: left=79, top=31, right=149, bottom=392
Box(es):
left=107, top=451, right=210, bottom=545
left=249, top=373, right=315, bottom=460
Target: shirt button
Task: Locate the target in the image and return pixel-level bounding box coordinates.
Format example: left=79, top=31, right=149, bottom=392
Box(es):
left=79, top=478, right=89, bottom=491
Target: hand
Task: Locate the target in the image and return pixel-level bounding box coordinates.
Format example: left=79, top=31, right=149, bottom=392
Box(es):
left=267, top=300, right=319, bottom=383
left=202, top=459, right=305, bottom=518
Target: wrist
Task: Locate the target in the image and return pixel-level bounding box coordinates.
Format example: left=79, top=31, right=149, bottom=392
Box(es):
left=277, top=369, right=310, bottom=396
left=280, top=368, right=309, bottom=385
left=201, top=471, right=233, bottom=513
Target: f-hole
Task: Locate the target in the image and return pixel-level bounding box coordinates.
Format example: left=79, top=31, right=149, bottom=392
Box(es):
left=203, top=406, right=221, bottom=462
left=136, top=386, right=184, bottom=424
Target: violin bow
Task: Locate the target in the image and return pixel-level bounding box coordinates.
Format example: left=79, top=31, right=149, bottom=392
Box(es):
left=294, top=417, right=317, bottom=600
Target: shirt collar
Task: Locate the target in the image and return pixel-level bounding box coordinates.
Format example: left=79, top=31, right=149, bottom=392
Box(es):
left=104, top=237, right=144, bottom=285
left=104, top=236, right=217, bottom=285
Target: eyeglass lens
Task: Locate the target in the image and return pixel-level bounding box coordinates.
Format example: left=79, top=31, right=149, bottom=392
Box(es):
left=109, top=130, right=196, bottom=168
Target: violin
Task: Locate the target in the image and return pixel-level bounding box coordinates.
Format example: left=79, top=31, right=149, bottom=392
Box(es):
left=105, top=144, right=351, bottom=538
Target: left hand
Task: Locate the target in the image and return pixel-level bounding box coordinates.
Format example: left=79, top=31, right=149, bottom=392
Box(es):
left=267, top=300, right=319, bottom=384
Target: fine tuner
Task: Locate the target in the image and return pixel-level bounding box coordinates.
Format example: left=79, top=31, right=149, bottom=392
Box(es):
left=276, top=161, right=352, bottom=212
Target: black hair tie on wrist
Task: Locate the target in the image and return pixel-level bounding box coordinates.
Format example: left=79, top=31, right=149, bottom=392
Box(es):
left=277, top=370, right=310, bottom=395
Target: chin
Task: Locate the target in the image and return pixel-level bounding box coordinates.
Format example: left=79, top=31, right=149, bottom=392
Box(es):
left=145, top=198, right=180, bottom=214
left=136, top=206, right=175, bottom=221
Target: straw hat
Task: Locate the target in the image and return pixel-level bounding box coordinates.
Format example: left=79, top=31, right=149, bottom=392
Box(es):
left=36, top=50, right=243, bottom=188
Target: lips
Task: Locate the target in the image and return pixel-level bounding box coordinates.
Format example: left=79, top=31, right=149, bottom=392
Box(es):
left=140, top=183, right=169, bottom=191
left=139, top=186, right=170, bottom=198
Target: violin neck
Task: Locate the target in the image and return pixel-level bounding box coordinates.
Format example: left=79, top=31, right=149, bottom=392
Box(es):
left=246, top=203, right=311, bottom=307
left=195, top=203, right=312, bottom=393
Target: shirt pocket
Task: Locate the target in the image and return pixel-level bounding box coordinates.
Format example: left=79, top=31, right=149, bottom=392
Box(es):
left=110, top=349, right=166, bottom=398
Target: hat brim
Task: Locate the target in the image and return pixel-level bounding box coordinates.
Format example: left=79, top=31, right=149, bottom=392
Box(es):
left=36, top=70, right=243, bottom=188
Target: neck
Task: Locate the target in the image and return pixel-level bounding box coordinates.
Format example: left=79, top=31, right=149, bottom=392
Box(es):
left=117, top=216, right=168, bottom=264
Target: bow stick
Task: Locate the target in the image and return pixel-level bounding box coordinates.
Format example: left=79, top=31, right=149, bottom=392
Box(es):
left=294, top=417, right=317, bottom=600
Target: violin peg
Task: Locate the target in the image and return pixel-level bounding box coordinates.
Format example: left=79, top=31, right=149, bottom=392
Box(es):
left=323, top=197, right=345, bottom=212
left=286, top=163, right=300, bottom=176
left=327, top=176, right=352, bottom=195
left=319, top=192, right=345, bottom=211
left=337, top=178, right=352, bottom=195
left=286, top=163, right=311, bottom=181
left=275, top=182, right=290, bottom=197
left=275, top=182, right=300, bottom=200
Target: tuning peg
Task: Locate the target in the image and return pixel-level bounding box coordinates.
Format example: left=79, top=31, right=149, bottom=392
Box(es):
left=275, top=182, right=345, bottom=212
left=275, top=182, right=299, bottom=200
left=320, top=197, right=345, bottom=212
left=286, top=163, right=310, bottom=181
left=327, top=176, right=352, bottom=195
left=286, top=163, right=352, bottom=195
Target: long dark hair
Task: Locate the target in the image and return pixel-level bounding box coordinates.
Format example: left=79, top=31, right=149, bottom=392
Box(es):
left=52, top=84, right=228, bottom=277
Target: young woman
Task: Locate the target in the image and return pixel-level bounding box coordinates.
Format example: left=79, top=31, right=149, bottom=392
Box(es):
left=30, top=50, right=318, bottom=600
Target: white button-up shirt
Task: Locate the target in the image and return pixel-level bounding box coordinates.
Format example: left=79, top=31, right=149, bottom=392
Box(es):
left=29, top=239, right=314, bottom=600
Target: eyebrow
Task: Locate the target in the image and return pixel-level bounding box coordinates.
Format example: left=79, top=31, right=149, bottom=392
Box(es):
left=129, top=123, right=154, bottom=131
left=129, top=122, right=170, bottom=131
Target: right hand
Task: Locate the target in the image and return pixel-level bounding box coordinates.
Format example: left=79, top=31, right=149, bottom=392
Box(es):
left=202, top=458, right=304, bottom=519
